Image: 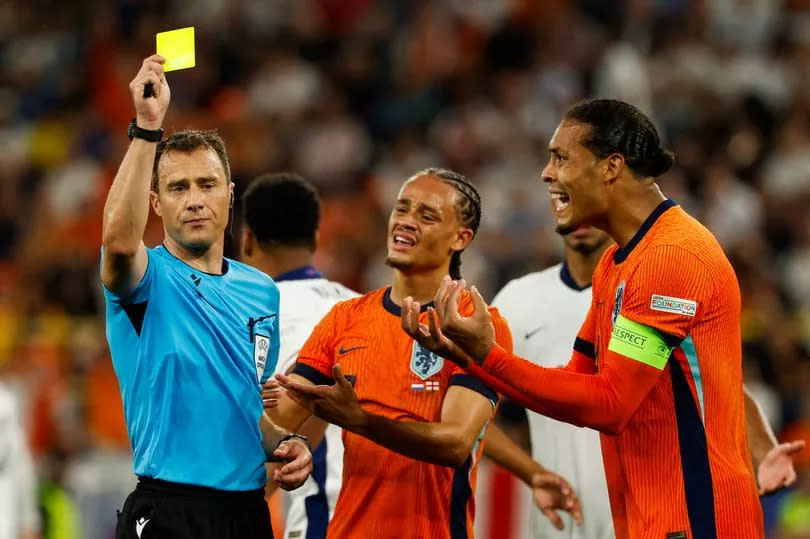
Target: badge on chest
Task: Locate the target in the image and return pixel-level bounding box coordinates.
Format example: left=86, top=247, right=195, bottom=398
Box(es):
left=254, top=334, right=270, bottom=383
left=410, top=342, right=444, bottom=380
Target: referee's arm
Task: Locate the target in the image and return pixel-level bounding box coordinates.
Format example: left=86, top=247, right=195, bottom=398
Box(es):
left=102, top=55, right=169, bottom=294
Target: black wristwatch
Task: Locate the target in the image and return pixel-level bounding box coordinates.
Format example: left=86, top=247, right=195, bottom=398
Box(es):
left=279, top=433, right=311, bottom=449
left=268, top=433, right=311, bottom=462
left=127, top=117, right=164, bottom=142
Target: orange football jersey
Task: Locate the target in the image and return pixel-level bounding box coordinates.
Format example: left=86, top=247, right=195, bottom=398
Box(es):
left=292, top=287, right=512, bottom=539
left=480, top=200, right=763, bottom=538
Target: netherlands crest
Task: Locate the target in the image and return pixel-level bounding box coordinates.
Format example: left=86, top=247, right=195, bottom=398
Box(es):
left=410, top=342, right=444, bottom=380
left=612, top=280, right=626, bottom=326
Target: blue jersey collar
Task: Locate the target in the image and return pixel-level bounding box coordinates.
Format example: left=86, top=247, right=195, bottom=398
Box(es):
left=613, top=199, right=677, bottom=264
left=559, top=262, right=591, bottom=291
left=382, top=286, right=434, bottom=317
left=275, top=265, right=323, bottom=282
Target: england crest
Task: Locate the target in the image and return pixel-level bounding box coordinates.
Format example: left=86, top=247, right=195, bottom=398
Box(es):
left=254, top=334, right=270, bottom=383
left=612, top=280, right=626, bottom=326
left=411, top=342, right=444, bottom=380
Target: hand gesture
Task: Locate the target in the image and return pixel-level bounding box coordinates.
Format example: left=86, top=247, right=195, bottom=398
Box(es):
left=129, top=54, right=170, bottom=130
left=276, top=365, right=367, bottom=431
left=530, top=470, right=584, bottom=530
left=262, top=378, right=282, bottom=410
left=271, top=437, right=312, bottom=491
left=400, top=285, right=473, bottom=367
left=433, top=276, right=496, bottom=365
left=758, top=440, right=806, bottom=495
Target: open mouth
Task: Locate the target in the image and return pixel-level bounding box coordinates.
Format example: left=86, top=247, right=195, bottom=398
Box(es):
left=550, top=192, right=571, bottom=213
left=391, top=232, right=417, bottom=250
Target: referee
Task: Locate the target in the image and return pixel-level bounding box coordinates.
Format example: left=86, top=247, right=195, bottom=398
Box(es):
left=101, top=54, right=312, bottom=539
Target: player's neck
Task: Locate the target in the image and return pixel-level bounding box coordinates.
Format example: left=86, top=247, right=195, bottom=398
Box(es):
left=390, top=268, right=447, bottom=306
left=250, top=247, right=314, bottom=279
left=164, top=235, right=225, bottom=275
left=564, top=244, right=607, bottom=288
left=607, top=185, right=667, bottom=249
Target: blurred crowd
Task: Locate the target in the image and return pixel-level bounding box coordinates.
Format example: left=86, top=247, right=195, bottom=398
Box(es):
left=2, top=0, right=810, bottom=537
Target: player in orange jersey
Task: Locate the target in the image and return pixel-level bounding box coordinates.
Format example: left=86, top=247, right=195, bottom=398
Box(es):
left=268, top=168, right=580, bottom=539
left=404, top=100, right=771, bottom=539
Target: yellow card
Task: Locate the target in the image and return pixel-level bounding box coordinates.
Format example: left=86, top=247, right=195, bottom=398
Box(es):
left=156, top=27, right=195, bottom=72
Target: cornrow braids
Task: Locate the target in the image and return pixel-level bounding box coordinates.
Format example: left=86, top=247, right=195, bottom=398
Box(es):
left=414, top=167, right=481, bottom=280
left=565, top=99, right=675, bottom=178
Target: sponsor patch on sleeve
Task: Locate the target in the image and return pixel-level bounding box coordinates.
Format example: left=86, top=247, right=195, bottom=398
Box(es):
left=608, top=315, right=673, bottom=369
left=650, top=294, right=697, bottom=317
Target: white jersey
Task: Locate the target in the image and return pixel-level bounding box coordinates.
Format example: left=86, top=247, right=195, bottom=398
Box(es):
left=274, top=268, right=359, bottom=539
left=492, top=263, right=614, bottom=539
left=0, top=383, right=40, bottom=539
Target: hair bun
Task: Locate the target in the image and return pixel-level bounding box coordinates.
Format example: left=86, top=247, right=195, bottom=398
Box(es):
left=648, top=147, right=675, bottom=177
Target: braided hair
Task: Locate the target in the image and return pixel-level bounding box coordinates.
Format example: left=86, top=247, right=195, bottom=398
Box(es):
left=565, top=99, right=674, bottom=178
left=414, top=168, right=481, bottom=279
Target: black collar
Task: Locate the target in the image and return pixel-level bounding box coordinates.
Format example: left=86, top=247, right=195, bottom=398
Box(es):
left=559, top=262, right=591, bottom=291
left=613, top=199, right=677, bottom=264
left=382, top=286, right=434, bottom=316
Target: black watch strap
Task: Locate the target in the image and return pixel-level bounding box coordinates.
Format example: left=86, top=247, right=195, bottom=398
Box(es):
left=267, top=433, right=311, bottom=462
left=279, top=433, right=311, bottom=449
left=128, top=117, right=163, bottom=142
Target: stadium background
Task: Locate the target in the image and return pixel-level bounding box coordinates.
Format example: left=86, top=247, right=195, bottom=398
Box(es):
left=1, top=0, right=810, bottom=537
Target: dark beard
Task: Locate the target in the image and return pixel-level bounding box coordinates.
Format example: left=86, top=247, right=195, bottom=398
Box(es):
left=555, top=222, right=577, bottom=235
left=385, top=256, right=412, bottom=271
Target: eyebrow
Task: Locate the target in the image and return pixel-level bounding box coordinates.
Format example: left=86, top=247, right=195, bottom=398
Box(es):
left=395, top=198, right=443, bottom=215
left=165, top=176, right=220, bottom=188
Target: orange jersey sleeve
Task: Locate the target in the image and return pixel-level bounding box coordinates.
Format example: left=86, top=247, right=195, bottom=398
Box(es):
left=292, top=303, right=340, bottom=385
left=474, top=246, right=713, bottom=433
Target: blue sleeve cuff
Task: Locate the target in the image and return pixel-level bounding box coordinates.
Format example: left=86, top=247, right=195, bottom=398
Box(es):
left=449, top=374, right=498, bottom=406
left=291, top=363, right=334, bottom=386
left=573, top=337, right=596, bottom=359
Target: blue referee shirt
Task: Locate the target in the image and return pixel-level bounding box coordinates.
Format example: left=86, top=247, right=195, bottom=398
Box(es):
left=103, top=245, right=280, bottom=491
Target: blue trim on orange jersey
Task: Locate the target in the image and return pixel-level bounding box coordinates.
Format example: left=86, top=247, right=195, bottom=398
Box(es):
left=670, top=351, right=717, bottom=538
left=613, top=199, right=677, bottom=264
left=275, top=265, right=324, bottom=282
left=449, top=374, right=498, bottom=405
left=382, top=286, right=434, bottom=316
left=292, top=363, right=334, bottom=386
left=573, top=337, right=596, bottom=359
left=449, top=455, right=473, bottom=539
left=303, top=438, right=329, bottom=539
left=681, top=336, right=705, bottom=422
left=560, top=262, right=591, bottom=291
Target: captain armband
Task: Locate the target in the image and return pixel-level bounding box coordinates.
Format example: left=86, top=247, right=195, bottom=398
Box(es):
left=607, top=315, right=673, bottom=370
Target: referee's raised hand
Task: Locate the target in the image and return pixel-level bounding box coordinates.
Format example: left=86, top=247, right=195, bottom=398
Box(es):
left=129, top=54, right=170, bottom=130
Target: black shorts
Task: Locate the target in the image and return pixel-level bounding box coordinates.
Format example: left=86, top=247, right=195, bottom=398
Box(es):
left=115, top=476, right=273, bottom=539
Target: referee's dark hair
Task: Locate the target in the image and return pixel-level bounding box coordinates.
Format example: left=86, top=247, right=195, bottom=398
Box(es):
left=242, top=172, right=320, bottom=251
left=152, top=129, right=231, bottom=192
left=414, top=167, right=481, bottom=280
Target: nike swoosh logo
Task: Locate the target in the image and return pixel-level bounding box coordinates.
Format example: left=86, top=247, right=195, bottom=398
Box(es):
left=136, top=517, right=150, bottom=538
left=525, top=325, right=546, bottom=340
left=339, top=345, right=367, bottom=355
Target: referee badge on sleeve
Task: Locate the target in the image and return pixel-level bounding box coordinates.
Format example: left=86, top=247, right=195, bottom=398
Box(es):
left=254, top=334, right=270, bottom=383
